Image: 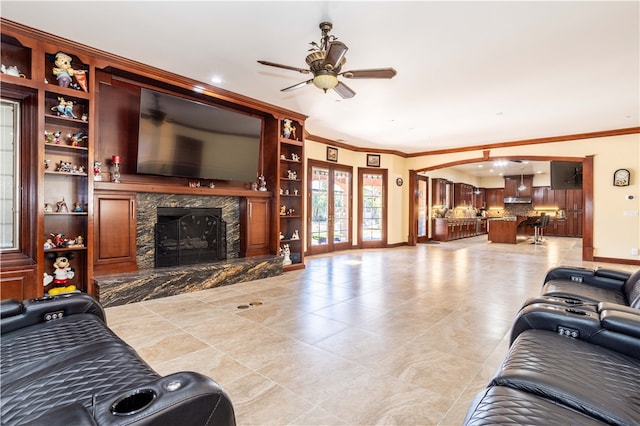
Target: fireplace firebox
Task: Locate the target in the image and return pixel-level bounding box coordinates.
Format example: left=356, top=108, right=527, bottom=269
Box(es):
left=155, top=207, right=226, bottom=267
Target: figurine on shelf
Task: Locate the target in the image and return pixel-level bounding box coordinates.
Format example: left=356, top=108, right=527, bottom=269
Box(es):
left=57, top=160, right=73, bottom=173
left=43, top=238, right=54, bottom=249
left=51, top=233, right=67, bottom=248
left=291, top=230, right=300, bottom=240
left=287, top=170, right=297, bottom=180
left=282, top=119, right=296, bottom=139
left=44, top=203, right=54, bottom=213
left=43, top=255, right=75, bottom=292
left=72, top=202, right=83, bottom=212
left=280, top=205, right=287, bottom=216
left=44, top=159, right=51, bottom=170
left=56, top=198, right=69, bottom=213
left=52, top=52, right=76, bottom=88
left=258, top=175, right=267, bottom=191
left=81, top=113, right=88, bottom=122
left=66, top=131, right=87, bottom=147
left=281, top=244, right=292, bottom=265
left=293, top=188, right=299, bottom=196
left=52, top=51, right=88, bottom=92
left=51, top=97, right=76, bottom=118
left=279, top=232, right=285, bottom=240
left=93, top=160, right=103, bottom=181
left=288, top=208, right=295, bottom=216
left=291, top=153, right=300, bottom=162
left=67, top=235, right=84, bottom=248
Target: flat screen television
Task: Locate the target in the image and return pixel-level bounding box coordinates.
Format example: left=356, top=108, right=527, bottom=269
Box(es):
left=550, top=161, right=583, bottom=189
left=137, top=88, right=263, bottom=182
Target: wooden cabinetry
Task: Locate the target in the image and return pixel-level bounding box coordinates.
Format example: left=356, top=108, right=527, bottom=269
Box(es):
left=93, top=191, right=137, bottom=275
left=504, top=175, right=533, bottom=198
left=432, top=178, right=449, bottom=207
left=485, top=188, right=504, bottom=209
left=473, top=188, right=486, bottom=209
left=1, top=24, right=95, bottom=297
left=240, top=197, right=270, bottom=257
left=433, top=218, right=487, bottom=241
left=272, top=118, right=305, bottom=270
left=453, top=183, right=474, bottom=207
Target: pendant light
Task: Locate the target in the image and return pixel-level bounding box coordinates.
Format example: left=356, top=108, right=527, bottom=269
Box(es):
left=518, top=168, right=526, bottom=191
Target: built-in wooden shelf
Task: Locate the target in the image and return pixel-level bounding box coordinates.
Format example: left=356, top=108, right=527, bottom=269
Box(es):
left=94, top=181, right=273, bottom=197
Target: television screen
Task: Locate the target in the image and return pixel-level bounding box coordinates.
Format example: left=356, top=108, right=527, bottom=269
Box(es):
left=137, top=88, right=263, bottom=182
left=550, top=161, right=583, bottom=189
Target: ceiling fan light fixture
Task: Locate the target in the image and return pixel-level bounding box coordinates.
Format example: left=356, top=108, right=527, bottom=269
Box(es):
left=313, top=73, right=339, bottom=91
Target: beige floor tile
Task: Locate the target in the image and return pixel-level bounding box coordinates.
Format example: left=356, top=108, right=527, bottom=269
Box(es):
left=103, top=236, right=619, bottom=425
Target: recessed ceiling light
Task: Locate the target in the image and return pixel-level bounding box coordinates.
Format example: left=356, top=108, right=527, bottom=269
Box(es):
left=210, top=76, right=222, bottom=84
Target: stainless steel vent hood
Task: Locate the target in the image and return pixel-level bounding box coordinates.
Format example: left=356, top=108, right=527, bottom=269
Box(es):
left=504, top=197, right=532, bottom=204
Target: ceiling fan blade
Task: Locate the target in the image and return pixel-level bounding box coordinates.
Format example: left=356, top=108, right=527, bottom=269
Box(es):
left=281, top=79, right=313, bottom=92
left=257, top=60, right=310, bottom=74
left=322, top=41, right=348, bottom=70
left=341, top=68, right=397, bottom=79
left=333, top=81, right=356, bottom=99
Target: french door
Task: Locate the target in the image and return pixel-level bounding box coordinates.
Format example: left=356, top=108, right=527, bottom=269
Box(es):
left=307, top=160, right=352, bottom=255
left=358, top=168, right=387, bottom=249
left=416, top=174, right=429, bottom=243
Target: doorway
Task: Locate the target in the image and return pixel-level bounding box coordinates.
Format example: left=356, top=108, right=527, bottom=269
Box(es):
left=358, top=168, right=387, bottom=249
left=307, top=160, right=353, bottom=255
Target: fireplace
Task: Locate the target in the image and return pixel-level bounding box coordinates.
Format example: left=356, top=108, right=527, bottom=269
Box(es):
left=155, top=207, right=226, bottom=267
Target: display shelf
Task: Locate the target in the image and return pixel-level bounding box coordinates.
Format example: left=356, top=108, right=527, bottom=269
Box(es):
left=1, top=33, right=32, bottom=80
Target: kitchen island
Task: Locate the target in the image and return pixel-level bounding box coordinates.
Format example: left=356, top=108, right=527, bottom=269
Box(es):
left=487, top=217, right=527, bottom=244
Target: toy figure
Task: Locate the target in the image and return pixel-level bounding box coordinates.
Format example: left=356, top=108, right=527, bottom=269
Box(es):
left=67, top=131, right=87, bottom=147
left=258, top=175, right=267, bottom=191
left=291, top=230, right=300, bottom=240
left=51, top=233, right=66, bottom=247
left=93, top=160, right=103, bottom=181
left=281, top=244, right=292, bottom=265
left=43, top=256, right=77, bottom=294
left=52, top=52, right=76, bottom=88
left=280, top=205, right=287, bottom=216
left=287, top=170, right=297, bottom=180
left=56, top=198, right=69, bottom=213
left=43, top=239, right=54, bottom=249
left=282, top=119, right=296, bottom=139
left=64, top=100, right=77, bottom=118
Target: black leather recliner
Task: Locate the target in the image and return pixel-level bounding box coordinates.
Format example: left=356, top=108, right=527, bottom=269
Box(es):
left=541, top=265, right=640, bottom=308
left=1, top=294, right=236, bottom=426
left=464, top=266, right=640, bottom=425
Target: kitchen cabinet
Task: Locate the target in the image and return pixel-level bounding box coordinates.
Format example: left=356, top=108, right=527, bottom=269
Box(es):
left=504, top=175, right=533, bottom=198
left=485, top=188, right=504, bottom=209
left=433, top=218, right=486, bottom=241
left=432, top=178, right=449, bottom=208
left=473, top=188, right=485, bottom=209
left=454, top=183, right=474, bottom=207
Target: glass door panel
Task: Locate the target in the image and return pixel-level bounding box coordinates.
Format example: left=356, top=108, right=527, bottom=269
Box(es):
left=417, top=175, right=428, bottom=242
left=310, top=166, right=329, bottom=248
left=359, top=169, right=387, bottom=248
left=308, top=162, right=353, bottom=255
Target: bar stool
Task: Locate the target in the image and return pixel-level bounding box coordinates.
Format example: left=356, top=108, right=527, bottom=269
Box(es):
left=530, top=213, right=551, bottom=244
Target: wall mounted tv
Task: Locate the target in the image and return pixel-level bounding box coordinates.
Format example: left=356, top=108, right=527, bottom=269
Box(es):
left=137, top=88, right=263, bottom=182
left=550, top=161, right=583, bottom=189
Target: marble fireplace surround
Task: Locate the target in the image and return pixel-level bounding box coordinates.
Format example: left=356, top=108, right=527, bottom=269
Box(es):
left=96, top=193, right=282, bottom=307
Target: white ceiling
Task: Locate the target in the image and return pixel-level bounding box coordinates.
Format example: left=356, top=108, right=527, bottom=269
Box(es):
left=2, top=1, right=638, bottom=159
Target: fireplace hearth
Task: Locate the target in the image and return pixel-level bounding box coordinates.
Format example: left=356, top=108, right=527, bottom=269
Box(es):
left=155, top=207, right=226, bottom=267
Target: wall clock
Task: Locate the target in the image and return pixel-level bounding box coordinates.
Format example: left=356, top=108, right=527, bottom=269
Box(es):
left=613, top=169, right=630, bottom=186
left=396, top=177, right=404, bottom=186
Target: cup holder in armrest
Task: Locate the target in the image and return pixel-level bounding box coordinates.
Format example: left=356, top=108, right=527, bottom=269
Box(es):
left=110, top=389, right=157, bottom=416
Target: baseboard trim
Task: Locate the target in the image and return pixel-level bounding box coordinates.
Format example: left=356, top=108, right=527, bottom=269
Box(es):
left=593, top=256, right=640, bottom=266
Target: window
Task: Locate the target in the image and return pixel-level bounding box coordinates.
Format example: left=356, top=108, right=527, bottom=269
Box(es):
left=0, top=99, right=20, bottom=251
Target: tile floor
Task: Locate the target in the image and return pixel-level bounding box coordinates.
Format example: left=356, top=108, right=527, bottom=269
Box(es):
left=105, top=236, right=635, bottom=425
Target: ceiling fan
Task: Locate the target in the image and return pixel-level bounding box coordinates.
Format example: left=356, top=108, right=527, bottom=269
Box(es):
left=258, top=22, right=397, bottom=99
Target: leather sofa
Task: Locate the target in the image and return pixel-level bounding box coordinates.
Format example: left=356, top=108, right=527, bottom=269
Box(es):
left=541, top=265, right=640, bottom=308
left=464, top=266, right=640, bottom=425
left=1, top=293, right=236, bottom=426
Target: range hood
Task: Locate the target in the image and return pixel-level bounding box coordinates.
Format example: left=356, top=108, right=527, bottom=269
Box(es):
left=504, top=197, right=532, bottom=204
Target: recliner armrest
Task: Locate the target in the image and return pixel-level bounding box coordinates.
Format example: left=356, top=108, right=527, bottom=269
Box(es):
left=0, top=299, right=24, bottom=319
left=598, top=302, right=639, bottom=315
left=600, top=309, right=640, bottom=339
left=1, top=293, right=105, bottom=335
left=543, top=266, right=625, bottom=291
